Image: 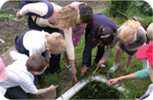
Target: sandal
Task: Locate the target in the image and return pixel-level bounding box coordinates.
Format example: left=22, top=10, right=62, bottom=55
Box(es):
left=65, top=64, right=71, bottom=70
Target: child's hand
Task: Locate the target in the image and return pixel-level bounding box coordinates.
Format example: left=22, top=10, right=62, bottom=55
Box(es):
left=49, top=85, right=58, bottom=90
left=98, top=59, right=105, bottom=66
left=104, top=78, right=120, bottom=86
left=16, top=12, right=22, bottom=19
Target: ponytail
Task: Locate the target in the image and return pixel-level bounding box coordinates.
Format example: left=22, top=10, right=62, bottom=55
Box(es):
left=92, top=26, right=102, bottom=47
left=92, top=26, right=114, bottom=47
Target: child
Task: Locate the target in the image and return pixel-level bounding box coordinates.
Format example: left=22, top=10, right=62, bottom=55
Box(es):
left=16, top=0, right=80, bottom=81
left=15, top=30, right=66, bottom=59
left=15, top=30, right=66, bottom=84
left=105, top=42, right=153, bottom=100
left=0, top=51, right=58, bottom=99
left=0, top=57, right=8, bottom=100
left=97, top=20, right=147, bottom=73
left=81, top=13, right=117, bottom=76
left=147, top=23, right=153, bottom=43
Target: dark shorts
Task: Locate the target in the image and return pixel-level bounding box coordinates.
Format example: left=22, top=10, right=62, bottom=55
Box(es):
left=118, top=42, right=137, bottom=56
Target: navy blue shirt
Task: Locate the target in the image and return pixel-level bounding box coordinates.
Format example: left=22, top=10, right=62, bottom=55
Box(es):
left=83, top=14, right=117, bottom=66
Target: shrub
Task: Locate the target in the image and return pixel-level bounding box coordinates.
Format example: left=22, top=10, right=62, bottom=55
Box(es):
left=135, top=1, right=153, bottom=16
left=109, top=1, right=131, bottom=17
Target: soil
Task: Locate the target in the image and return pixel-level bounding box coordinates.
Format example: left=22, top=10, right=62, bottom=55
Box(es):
left=0, top=1, right=108, bottom=99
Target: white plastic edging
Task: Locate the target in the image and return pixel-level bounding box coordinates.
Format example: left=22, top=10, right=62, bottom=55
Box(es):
left=56, top=75, right=125, bottom=100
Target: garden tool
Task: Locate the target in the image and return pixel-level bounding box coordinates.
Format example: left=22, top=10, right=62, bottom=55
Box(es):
left=93, top=65, right=99, bottom=74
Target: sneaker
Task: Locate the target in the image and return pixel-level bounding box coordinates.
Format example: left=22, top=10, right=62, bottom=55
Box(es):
left=99, top=64, right=106, bottom=68
left=65, top=64, right=71, bottom=70
left=109, top=66, right=118, bottom=72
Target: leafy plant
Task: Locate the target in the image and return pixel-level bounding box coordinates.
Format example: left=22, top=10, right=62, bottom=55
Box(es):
left=1, top=8, right=11, bottom=12
left=0, top=13, right=14, bottom=20
left=13, top=8, right=19, bottom=13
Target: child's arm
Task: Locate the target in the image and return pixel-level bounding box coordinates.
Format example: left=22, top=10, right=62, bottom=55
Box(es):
left=105, top=69, right=150, bottom=86
left=35, top=85, right=58, bottom=95
left=104, top=73, right=137, bottom=86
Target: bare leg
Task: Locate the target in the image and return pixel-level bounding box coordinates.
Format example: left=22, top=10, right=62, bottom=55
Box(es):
left=126, top=55, right=134, bottom=68
left=115, top=47, right=124, bottom=64
left=110, top=47, right=124, bottom=72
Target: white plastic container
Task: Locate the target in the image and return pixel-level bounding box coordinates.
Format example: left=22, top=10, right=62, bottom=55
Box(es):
left=57, top=75, right=126, bottom=100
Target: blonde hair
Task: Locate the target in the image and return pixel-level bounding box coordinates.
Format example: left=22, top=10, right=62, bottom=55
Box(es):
left=147, top=23, right=153, bottom=39
left=118, top=20, right=141, bottom=43
left=46, top=32, right=66, bottom=54
left=56, top=5, right=80, bottom=28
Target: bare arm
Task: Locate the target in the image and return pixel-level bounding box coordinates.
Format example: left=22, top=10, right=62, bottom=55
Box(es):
left=105, top=73, right=137, bottom=86
left=35, top=85, right=58, bottom=95
left=63, top=28, right=77, bottom=82
left=71, top=60, right=77, bottom=82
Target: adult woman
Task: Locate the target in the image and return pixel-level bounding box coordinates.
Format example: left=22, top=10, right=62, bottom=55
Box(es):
left=62, top=2, right=93, bottom=70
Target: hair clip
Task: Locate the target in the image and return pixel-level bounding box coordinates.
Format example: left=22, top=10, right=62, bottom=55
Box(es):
left=101, top=34, right=110, bottom=38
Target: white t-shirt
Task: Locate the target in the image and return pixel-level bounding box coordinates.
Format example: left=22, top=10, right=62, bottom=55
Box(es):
left=0, top=92, right=8, bottom=100
left=0, top=51, right=38, bottom=94
left=23, top=30, right=50, bottom=61
left=0, top=86, right=6, bottom=95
